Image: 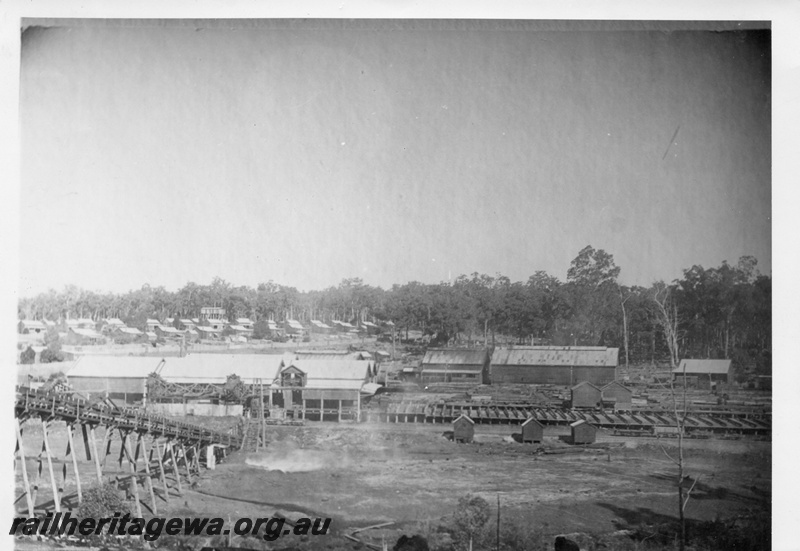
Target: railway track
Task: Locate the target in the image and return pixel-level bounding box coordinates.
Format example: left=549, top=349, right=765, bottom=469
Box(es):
left=366, top=401, right=771, bottom=436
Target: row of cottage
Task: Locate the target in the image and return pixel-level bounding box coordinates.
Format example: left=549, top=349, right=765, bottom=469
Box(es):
left=18, top=315, right=384, bottom=344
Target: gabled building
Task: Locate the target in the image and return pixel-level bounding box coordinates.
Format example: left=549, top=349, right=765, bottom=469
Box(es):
left=453, top=414, right=475, bottom=443
left=270, top=359, right=373, bottom=421
left=601, top=381, right=632, bottom=411
left=490, top=346, right=618, bottom=386
left=420, top=348, right=490, bottom=384
left=570, top=381, right=602, bottom=409
left=672, top=359, right=733, bottom=385
left=570, top=420, right=596, bottom=444
left=18, top=320, right=47, bottom=335
left=309, top=320, right=332, bottom=334
left=284, top=319, right=305, bottom=336
left=521, top=416, right=544, bottom=444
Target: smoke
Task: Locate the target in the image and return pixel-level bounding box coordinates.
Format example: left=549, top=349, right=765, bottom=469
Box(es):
left=245, top=442, right=350, bottom=473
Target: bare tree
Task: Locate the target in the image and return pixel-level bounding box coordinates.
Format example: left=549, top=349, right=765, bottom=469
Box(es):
left=651, top=281, right=681, bottom=369
left=656, top=365, right=701, bottom=551
left=618, top=286, right=632, bottom=368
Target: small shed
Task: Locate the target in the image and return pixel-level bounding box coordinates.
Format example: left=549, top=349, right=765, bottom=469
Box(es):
left=453, top=414, right=475, bottom=443
left=570, top=381, right=602, bottom=409
left=521, top=416, right=544, bottom=444
left=601, top=381, right=632, bottom=411
left=570, top=420, right=596, bottom=445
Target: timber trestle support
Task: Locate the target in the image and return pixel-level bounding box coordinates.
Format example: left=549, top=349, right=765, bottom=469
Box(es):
left=14, top=387, right=242, bottom=516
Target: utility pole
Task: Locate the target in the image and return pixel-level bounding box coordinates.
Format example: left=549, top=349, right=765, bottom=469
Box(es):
left=496, top=493, right=500, bottom=551
left=259, top=379, right=266, bottom=450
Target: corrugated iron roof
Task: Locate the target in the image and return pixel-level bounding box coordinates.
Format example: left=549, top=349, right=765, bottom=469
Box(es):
left=491, top=346, right=619, bottom=367
left=116, top=327, right=142, bottom=335
left=163, top=354, right=285, bottom=384
left=70, top=328, right=103, bottom=338
left=571, top=381, right=601, bottom=391
left=422, top=348, right=489, bottom=366
left=104, top=318, right=126, bottom=326
left=286, top=320, right=305, bottom=329
left=287, top=359, right=371, bottom=389
left=21, top=320, right=46, bottom=329
left=69, top=356, right=164, bottom=379
left=674, top=359, right=732, bottom=375
left=310, top=320, right=332, bottom=329
left=522, top=416, right=543, bottom=426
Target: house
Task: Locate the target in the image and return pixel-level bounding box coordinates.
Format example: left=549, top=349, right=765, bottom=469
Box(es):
left=570, top=420, right=596, bottom=444
left=521, top=416, right=544, bottom=444
left=672, top=359, right=733, bottom=386
left=601, top=381, right=632, bottom=411
left=145, top=319, right=161, bottom=333
left=228, top=324, right=253, bottom=339
left=101, top=318, right=127, bottom=334
left=200, top=306, right=226, bottom=322
left=420, top=348, right=490, bottom=384
left=155, top=325, right=185, bottom=340
left=177, top=319, right=197, bottom=331
left=196, top=326, right=222, bottom=340
left=331, top=320, right=357, bottom=333
left=284, top=319, right=306, bottom=336
left=490, top=346, right=618, bottom=386
left=309, top=320, right=332, bottom=334
left=570, top=381, right=602, bottom=409
left=66, top=327, right=105, bottom=345
left=360, top=321, right=381, bottom=335
left=453, top=414, right=475, bottom=443
left=236, top=318, right=254, bottom=331
left=111, top=326, right=144, bottom=343
left=18, top=320, right=47, bottom=335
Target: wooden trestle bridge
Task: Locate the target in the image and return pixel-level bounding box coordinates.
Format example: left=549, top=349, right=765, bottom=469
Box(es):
left=14, top=387, right=243, bottom=518
left=366, top=401, right=772, bottom=436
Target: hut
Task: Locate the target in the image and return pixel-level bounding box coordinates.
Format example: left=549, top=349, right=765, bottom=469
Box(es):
left=521, top=416, right=544, bottom=444
left=570, top=420, right=596, bottom=445
left=453, top=414, right=475, bottom=443
left=601, top=381, right=632, bottom=411
left=490, top=346, right=618, bottom=386
left=570, top=381, right=602, bottom=409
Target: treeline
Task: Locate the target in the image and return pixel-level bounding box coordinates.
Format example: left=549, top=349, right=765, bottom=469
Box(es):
left=18, top=246, right=770, bottom=374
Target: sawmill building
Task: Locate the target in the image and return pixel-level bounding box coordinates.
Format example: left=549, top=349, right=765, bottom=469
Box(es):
left=490, top=346, right=618, bottom=386
left=420, top=348, right=490, bottom=384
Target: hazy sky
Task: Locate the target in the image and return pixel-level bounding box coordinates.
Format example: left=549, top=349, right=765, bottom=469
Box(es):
left=18, top=19, right=771, bottom=296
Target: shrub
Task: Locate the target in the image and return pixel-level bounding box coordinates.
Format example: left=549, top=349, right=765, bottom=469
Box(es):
left=452, top=494, right=490, bottom=551
left=77, top=483, right=132, bottom=520
left=20, top=346, right=36, bottom=365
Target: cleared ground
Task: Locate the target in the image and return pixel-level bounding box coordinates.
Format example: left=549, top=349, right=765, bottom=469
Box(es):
left=15, top=418, right=770, bottom=549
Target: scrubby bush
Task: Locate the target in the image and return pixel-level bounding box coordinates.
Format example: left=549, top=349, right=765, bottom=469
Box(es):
left=452, top=494, right=490, bottom=551
left=20, top=346, right=36, bottom=364
left=77, top=483, right=132, bottom=520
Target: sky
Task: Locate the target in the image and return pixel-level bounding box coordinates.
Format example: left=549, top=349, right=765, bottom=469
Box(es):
left=18, top=19, right=771, bottom=296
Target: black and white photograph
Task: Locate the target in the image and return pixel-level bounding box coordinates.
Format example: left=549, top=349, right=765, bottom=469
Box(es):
left=4, top=3, right=795, bottom=550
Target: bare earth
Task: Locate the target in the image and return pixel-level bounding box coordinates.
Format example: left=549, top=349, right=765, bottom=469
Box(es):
left=14, top=419, right=770, bottom=550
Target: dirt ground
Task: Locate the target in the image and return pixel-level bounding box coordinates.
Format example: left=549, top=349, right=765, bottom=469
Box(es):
left=14, top=419, right=771, bottom=550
